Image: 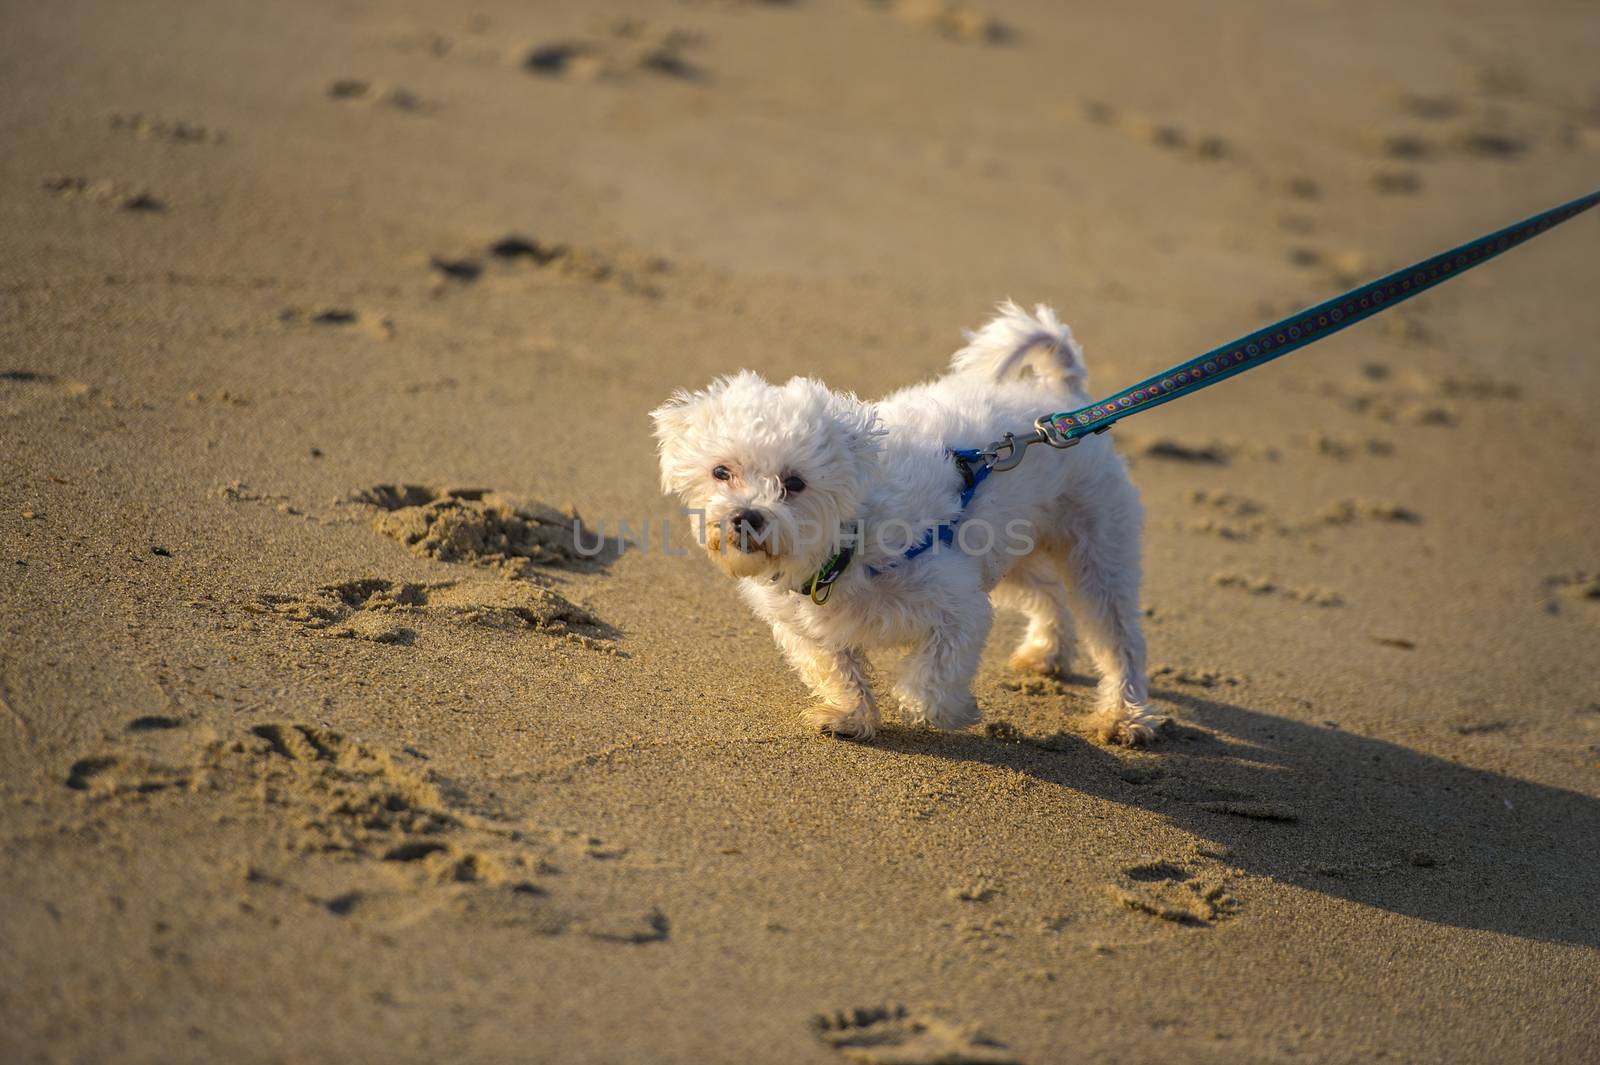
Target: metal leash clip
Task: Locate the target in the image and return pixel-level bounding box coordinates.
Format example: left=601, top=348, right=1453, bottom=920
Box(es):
left=982, top=417, right=1089, bottom=473
left=1035, top=414, right=1088, bottom=448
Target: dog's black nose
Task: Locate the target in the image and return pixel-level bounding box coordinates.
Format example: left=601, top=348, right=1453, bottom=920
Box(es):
left=732, top=508, right=766, bottom=536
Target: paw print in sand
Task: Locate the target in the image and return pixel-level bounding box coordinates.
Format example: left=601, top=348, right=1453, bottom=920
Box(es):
left=814, top=1005, right=1020, bottom=1064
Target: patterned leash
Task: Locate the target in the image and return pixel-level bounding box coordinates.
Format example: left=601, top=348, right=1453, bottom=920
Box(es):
left=976, top=186, right=1600, bottom=474
left=801, top=187, right=1599, bottom=605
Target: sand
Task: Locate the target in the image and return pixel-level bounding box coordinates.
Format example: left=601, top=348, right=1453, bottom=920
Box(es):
left=3, top=1, right=1599, bottom=1062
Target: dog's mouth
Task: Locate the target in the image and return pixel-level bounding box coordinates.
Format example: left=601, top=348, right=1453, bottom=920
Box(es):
left=704, top=522, right=773, bottom=555
left=704, top=521, right=781, bottom=577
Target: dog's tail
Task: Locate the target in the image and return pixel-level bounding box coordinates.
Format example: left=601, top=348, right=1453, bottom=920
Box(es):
left=948, top=300, right=1088, bottom=394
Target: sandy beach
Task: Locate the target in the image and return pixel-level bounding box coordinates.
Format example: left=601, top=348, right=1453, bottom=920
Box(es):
left=3, top=1, right=1599, bottom=1061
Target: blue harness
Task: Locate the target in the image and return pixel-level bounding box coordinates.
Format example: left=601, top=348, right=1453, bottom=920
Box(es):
left=892, top=448, right=992, bottom=565
left=803, top=448, right=991, bottom=604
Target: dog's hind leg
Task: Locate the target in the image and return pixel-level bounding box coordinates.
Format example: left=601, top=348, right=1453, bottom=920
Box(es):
left=771, top=621, right=879, bottom=740
left=992, top=553, right=1076, bottom=677
left=1050, top=488, right=1167, bottom=746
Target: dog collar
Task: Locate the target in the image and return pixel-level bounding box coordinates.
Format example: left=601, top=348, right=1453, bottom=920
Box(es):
left=797, top=448, right=990, bottom=605
left=803, top=544, right=855, bottom=605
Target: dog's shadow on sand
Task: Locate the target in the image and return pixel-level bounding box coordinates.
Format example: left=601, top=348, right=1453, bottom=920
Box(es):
left=874, top=688, right=1600, bottom=948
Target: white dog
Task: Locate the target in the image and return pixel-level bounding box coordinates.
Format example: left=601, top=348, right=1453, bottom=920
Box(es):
left=651, top=302, right=1163, bottom=745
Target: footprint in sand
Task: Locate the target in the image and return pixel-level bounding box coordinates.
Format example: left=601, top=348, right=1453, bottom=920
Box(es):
left=1179, top=490, right=1278, bottom=541
left=1370, top=125, right=1528, bottom=165
left=67, top=722, right=666, bottom=938
left=1283, top=176, right=1322, bottom=201
left=1373, top=131, right=1437, bottom=162
left=1372, top=169, right=1423, bottom=196
left=1184, top=492, right=1421, bottom=543
left=278, top=306, right=394, bottom=339
left=1, top=369, right=96, bottom=416
left=428, top=255, right=482, bottom=283
left=948, top=876, right=1000, bottom=903
left=126, top=714, right=185, bottom=732
left=1458, top=128, right=1529, bottom=159
left=256, top=576, right=617, bottom=651
left=1428, top=372, right=1521, bottom=401
left=65, top=752, right=193, bottom=794
left=1118, top=433, right=1278, bottom=466
left=1080, top=99, right=1233, bottom=161
left=326, top=79, right=433, bottom=113
left=1315, top=498, right=1419, bottom=526
left=247, top=489, right=625, bottom=648
left=1367, top=82, right=1532, bottom=169
left=427, top=234, right=669, bottom=297
left=814, top=1005, right=1020, bottom=1065
left=524, top=22, right=704, bottom=83
left=1211, top=572, right=1343, bottom=608
left=42, top=175, right=165, bottom=212
left=212, top=481, right=324, bottom=523
left=1284, top=245, right=1369, bottom=288
left=1452, top=719, right=1510, bottom=737
left=1105, top=859, right=1239, bottom=927
left=109, top=113, right=227, bottom=144
left=1149, top=663, right=1244, bottom=689
left=256, top=578, right=422, bottom=646
left=1306, top=364, right=1520, bottom=427
left=864, top=0, right=1013, bottom=45
left=1297, top=433, right=1395, bottom=460
left=1542, top=572, right=1599, bottom=616
left=1307, top=384, right=1453, bottom=428
left=1376, top=309, right=1434, bottom=348
left=523, top=43, right=609, bottom=80
left=186, top=389, right=251, bottom=407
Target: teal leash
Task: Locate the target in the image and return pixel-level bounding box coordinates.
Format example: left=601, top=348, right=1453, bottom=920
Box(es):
left=976, top=187, right=1600, bottom=473
left=800, top=187, right=1600, bottom=605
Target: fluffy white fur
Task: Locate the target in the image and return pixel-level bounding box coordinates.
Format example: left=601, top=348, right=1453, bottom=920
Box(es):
left=652, top=301, right=1165, bottom=745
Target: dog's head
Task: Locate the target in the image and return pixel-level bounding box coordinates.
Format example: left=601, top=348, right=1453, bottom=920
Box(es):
left=651, top=371, right=881, bottom=584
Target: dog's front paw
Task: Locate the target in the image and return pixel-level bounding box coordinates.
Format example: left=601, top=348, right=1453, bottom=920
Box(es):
left=895, top=688, right=982, bottom=732
left=1094, top=704, right=1169, bottom=747
left=1007, top=641, right=1071, bottom=678
left=802, top=703, right=878, bottom=741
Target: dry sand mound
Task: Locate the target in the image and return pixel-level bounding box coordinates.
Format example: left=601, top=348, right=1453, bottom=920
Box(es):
left=352, top=485, right=607, bottom=571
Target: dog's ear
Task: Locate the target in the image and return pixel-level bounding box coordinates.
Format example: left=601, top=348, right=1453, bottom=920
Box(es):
left=649, top=388, right=696, bottom=440
left=780, top=376, right=882, bottom=472
left=650, top=388, right=703, bottom=496
left=826, top=390, right=883, bottom=466
left=651, top=373, right=771, bottom=496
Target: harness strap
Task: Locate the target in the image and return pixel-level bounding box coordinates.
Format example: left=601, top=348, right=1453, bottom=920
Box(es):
left=890, top=448, right=989, bottom=566
left=801, top=447, right=991, bottom=601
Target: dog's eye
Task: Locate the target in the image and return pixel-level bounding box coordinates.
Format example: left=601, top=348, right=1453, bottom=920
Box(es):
left=712, top=465, right=732, bottom=481
left=782, top=475, right=806, bottom=496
